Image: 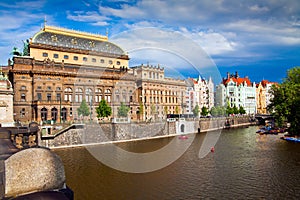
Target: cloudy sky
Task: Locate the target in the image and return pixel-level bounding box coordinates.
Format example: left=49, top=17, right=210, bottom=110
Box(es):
left=0, top=0, right=299, bottom=83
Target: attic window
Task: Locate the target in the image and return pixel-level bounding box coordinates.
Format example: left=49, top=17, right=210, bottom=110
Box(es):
left=51, top=35, right=58, bottom=42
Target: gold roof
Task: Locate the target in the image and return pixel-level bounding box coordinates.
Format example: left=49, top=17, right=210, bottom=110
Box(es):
left=43, top=25, right=108, bottom=42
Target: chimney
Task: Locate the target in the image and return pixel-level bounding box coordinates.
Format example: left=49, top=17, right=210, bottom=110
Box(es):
left=235, top=71, right=239, bottom=78
left=227, top=72, right=230, bottom=79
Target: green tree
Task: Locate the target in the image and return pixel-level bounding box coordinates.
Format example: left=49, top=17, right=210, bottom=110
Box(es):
left=96, top=99, right=112, bottom=119
left=239, top=106, right=246, bottom=114
left=164, top=106, right=168, bottom=115
left=210, top=106, right=218, bottom=117
left=201, top=106, right=209, bottom=116
left=139, top=102, right=144, bottom=119
left=151, top=104, right=157, bottom=116
left=118, top=102, right=130, bottom=117
left=193, top=105, right=200, bottom=117
left=226, top=105, right=233, bottom=115
left=175, top=106, right=179, bottom=114
left=232, top=105, right=239, bottom=115
left=268, top=67, right=300, bottom=135
left=77, top=99, right=90, bottom=117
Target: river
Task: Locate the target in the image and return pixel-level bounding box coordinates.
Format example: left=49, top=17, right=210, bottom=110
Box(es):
left=54, top=126, right=300, bottom=199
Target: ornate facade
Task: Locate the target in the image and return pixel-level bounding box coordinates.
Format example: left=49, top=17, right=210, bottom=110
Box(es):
left=216, top=72, right=256, bottom=114
left=132, top=64, right=186, bottom=121
left=9, top=25, right=139, bottom=123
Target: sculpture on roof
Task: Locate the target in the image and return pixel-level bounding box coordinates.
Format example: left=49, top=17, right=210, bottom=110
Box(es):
left=22, top=39, right=30, bottom=56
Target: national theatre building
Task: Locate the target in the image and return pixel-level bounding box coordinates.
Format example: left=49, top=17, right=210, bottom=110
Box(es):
left=8, top=25, right=186, bottom=123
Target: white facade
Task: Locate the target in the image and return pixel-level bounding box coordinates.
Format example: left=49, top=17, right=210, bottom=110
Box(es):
left=185, top=76, right=214, bottom=116
left=215, top=73, right=256, bottom=114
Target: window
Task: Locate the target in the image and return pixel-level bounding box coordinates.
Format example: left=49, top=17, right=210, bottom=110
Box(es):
left=92, top=58, right=96, bottom=62
left=73, top=56, right=78, bottom=61
left=100, top=59, right=105, bottom=63
left=47, top=86, right=52, bottom=91
left=37, top=86, right=42, bottom=90
left=47, top=93, right=51, bottom=101
left=83, top=57, right=88, bottom=62
left=64, top=55, right=69, bottom=59
left=85, top=88, right=93, bottom=102
left=20, top=85, right=26, bottom=90
left=42, top=52, right=48, bottom=57
left=56, top=87, right=61, bottom=91
left=56, top=93, right=61, bottom=101
left=53, top=54, right=59, bottom=59
left=37, top=93, right=42, bottom=101
left=75, top=88, right=83, bottom=102
left=21, top=93, right=26, bottom=101
left=20, top=108, right=25, bottom=118
left=41, top=108, right=47, bottom=121
left=116, top=61, right=121, bottom=65
left=64, top=87, right=73, bottom=102
left=95, top=88, right=102, bottom=102
left=109, top=60, right=113, bottom=64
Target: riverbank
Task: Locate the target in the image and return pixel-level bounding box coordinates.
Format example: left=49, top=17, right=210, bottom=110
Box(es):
left=41, top=116, right=256, bottom=149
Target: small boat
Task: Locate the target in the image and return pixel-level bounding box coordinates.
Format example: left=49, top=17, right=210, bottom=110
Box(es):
left=281, top=137, right=300, bottom=143
left=178, top=135, right=188, bottom=140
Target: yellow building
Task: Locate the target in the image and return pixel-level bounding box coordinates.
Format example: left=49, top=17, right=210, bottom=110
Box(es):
left=132, top=64, right=186, bottom=121
left=256, top=80, right=277, bottom=114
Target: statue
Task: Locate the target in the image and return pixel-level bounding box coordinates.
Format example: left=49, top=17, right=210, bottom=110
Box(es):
left=10, top=47, right=22, bottom=56
left=22, top=39, right=29, bottom=56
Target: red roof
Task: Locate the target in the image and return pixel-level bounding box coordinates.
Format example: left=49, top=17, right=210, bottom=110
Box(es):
left=223, top=77, right=251, bottom=86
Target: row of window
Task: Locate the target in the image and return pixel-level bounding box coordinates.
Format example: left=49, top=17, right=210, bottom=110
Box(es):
left=42, top=52, right=121, bottom=65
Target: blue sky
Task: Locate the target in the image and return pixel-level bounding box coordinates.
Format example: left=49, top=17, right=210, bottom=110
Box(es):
left=0, top=0, right=299, bottom=83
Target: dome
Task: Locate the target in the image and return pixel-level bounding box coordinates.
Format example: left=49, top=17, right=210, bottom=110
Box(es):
left=31, top=26, right=126, bottom=56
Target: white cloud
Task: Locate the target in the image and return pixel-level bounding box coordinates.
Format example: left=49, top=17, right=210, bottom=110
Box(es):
left=67, top=11, right=110, bottom=25
left=249, top=4, right=269, bottom=12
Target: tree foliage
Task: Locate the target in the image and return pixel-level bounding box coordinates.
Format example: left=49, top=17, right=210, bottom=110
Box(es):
left=193, top=105, right=200, bottom=117
left=201, top=106, right=209, bottom=116
left=268, top=67, right=300, bottom=135
left=77, top=99, right=90, bottom=117
left=118, top=102, right=130, bottom=117
left=96, top=99, right=112, bottom=119
left=239, top=106, right=246, bottom=114
left=210, top=106, right=226, bottom=117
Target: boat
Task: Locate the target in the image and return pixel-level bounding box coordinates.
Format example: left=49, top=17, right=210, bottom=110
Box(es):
left=281, top=137, right=300, bottom=143
left=178, top=135, right=188, bottom=140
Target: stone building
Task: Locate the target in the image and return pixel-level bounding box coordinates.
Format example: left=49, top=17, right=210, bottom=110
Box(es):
left=9, top=25, right=139, bottom=123
left=131, top=64, right=186, bottom=121
left=0, top=68, right=14, bottom=127
left=215, top=72, right=256, bottom=114
left=256, top=80, right=277, bottom=114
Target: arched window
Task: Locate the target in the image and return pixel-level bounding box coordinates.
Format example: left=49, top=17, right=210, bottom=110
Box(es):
left=115, top=89, right=120, bottom=102
left=51, top=107, right=58, bottom=122
left=75, top=88, right=83, bottom=102
left=105, top=89, right=111, bottom=103
left=64, top=87, right=73, bottom=102
left=61, top=107, right=67, bottom=121
left=41, top=107, right=48, bottom=121
left=85, top=88, right=93, bottom=102
left=95, top=88, right=102, bottom=102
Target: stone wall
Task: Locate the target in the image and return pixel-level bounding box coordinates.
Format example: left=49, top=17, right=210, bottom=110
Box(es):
left=41, top=116, right=255, bottom=148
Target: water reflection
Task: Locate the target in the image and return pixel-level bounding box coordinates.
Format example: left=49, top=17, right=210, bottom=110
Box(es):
left=54, top=126, right=300, bottom=199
